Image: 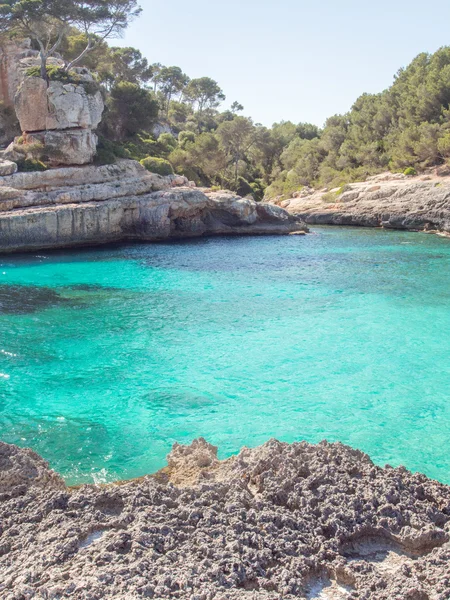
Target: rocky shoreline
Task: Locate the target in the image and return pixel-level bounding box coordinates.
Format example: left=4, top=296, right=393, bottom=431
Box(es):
left=1, top=438, right=449, bottom=599
left=0, top=160, right=306, bottom=253
left=270, top=171, right=450, bottom=235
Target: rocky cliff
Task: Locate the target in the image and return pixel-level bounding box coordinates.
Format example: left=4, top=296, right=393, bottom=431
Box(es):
left=0, top=438, right=449, bottom=599
left=271, top=171, right=450, bottom=234
left=0, top=160, right=306, bottom=253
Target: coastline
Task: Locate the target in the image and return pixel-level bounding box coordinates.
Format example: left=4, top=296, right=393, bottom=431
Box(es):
left=0, top=160, right=307, bottom=254
left=270, top=171, right=450, bottom=237
left=1, top=437, right=450, bottom=599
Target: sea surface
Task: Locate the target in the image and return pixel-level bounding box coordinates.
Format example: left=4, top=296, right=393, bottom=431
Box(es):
left=1, top=227, right=450, bottom=485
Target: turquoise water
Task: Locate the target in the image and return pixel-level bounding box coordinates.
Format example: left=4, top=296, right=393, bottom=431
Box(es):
left=1, top=227, right=450, bottom=485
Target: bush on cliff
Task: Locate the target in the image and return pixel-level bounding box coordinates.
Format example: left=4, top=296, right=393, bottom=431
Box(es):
left=16, top=158, right=48, bottom=172
left=140, top=157, right=174, bottom=176
left=404, top=167, right=417, bottom=176
left=26, top=66, right=101, bottom=96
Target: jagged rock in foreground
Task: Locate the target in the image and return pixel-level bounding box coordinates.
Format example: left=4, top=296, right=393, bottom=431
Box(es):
left=1, top=439, right=449, bottom=599
left=272, top=171, right=450, bottom=234
left=0, top=160, right=306, bottom=253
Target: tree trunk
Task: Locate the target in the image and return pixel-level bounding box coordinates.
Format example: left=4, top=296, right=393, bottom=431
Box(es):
left=40, top=51, right=49, bottom=84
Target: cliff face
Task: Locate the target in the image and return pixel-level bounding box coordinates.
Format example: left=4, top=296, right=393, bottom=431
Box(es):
left=1, top=438, right=450, bottom=599
left=271, top=171, right=450, bottom=234
left=0, top=160, right=306, bottom=253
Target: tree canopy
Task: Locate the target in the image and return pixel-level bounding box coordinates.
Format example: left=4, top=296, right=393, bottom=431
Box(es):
left=0, top=0, right=141, bottom=78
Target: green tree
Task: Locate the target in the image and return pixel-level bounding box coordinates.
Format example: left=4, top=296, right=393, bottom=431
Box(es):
left=231, top=101, right=244, bottom=113
left=109, top=46, right=153, bottom=86
left=185, top=77, right=225, bottom=114
left=0, top=0, right=141, bottom=80
left=217, top=116, right=256, bottom=185
left=104, top=81, right=158, bottom=140
left=153, top=66, right=190, bottom=116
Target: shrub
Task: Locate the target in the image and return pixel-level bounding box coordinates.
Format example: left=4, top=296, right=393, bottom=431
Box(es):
left=236, top=177, right=253, bottom=197
left=322, top=191, right=339, bottom=203
left=403, top=167, right=417, bottom=176
left=16, top=158, right=48, bottom=172
left=94, top=148, right=116, bottom=165
left=140, top=156, right=174, bottom=176
left=26, top=66, right=100, bottom=95
left=178, top=130, right=196, bottom=149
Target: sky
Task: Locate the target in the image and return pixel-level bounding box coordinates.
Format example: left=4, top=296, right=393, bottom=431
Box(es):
left=118, top=0, right=450, bottom=128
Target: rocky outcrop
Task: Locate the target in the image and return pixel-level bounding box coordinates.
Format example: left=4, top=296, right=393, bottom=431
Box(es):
left=15, top=76, right=103, bottom=133
left=0, top=438, right=449, bottom=599
left=0, top=159, right=306, bottom=253
left=12, top=71, right=104, bottom=165
left=272, top=171, right=450, bottom=234
left=0, top=39, right=36, bottom=108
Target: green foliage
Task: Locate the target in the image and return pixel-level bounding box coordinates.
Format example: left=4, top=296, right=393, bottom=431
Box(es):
left=140, top=156, right=174, bottom=176
left=16, top=158, right=48, bottom=172
left=26, top=65, right=82, bottom=84
left=157, top=133, right=177, bottom=157
left=321, top=191, right=340, bottom=203
left=266, top=46, right=450, bottom=195
left=178, top=130, right=195, bottom=149
left=0, top=0, right=142, bottom=79
left=185, top=77, right=225, bottom=113
left=26, top=65, right=100, bottom=95
left=403, top=167, right=417, bottom=176
left=94, top=149, right=116, bottom=165
left=103, top=82, right=159, bottom=141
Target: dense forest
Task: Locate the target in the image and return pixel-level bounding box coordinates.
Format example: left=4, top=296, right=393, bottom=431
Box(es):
left=2, top=2, right=450, bottom=200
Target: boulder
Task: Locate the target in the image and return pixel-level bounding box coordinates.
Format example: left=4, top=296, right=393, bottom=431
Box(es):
left=0, top=159, right=17, bottom=176
left=24, top=129, right=98, bottom=165
left=15, top=78, right=104, bottom=133
left=14, top=76, right=48, bottom=132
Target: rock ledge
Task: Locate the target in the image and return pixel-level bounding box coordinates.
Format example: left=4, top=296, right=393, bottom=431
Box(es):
left=272, top=171, right=450, bottom=234
left=0, top=160, right=306, bottom=253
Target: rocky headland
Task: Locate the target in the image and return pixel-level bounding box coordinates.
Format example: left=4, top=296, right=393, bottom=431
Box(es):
left=1, top=439, right=449, bottom=599
left=271, top=170, right=450, bottom=235
left=0, top=160, right=306, bottom=253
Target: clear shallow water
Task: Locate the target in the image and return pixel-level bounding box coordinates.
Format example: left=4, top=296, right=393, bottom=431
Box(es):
left=1, top=227, right=450, bottom=485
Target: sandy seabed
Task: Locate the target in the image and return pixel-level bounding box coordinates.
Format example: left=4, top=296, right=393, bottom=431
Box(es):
left=1, top=438, right=449, bottom=599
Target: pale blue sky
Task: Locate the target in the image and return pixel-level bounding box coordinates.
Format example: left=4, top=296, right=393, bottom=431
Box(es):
left=118, top=0, right=450, bottom=127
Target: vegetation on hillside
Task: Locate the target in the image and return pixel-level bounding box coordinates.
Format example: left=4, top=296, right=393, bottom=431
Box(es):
left=2, top=2, right=450, bottom=198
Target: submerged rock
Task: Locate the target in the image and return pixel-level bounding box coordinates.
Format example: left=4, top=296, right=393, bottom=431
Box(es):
left=0, top=438, right=449, bottom=598
left=0, top=160, right=307, bottom=253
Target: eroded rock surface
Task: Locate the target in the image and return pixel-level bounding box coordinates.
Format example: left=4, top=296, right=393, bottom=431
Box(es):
left=15, top=77, right=103, bottom=133
left=0, top=159, right=306, bottom=253
left=272, top=171, right=450, bottom=234
left=0, top=438, right=449, bottom=599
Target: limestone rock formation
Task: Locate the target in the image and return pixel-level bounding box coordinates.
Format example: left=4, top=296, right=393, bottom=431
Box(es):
left=0, top=159, right=307, bottom=253
left=15, top=77, right=103, bottom=133
left=0, top=40, right=105, bottom=165
left=270, top=171, right=450, bottom=234
left=12, top=72, right=104, bottom=165
left=0, top=438, right=449, bottom=599
left=23, top=129, right=99, bottom=166
left=0, top=39, right=36, bottom=108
